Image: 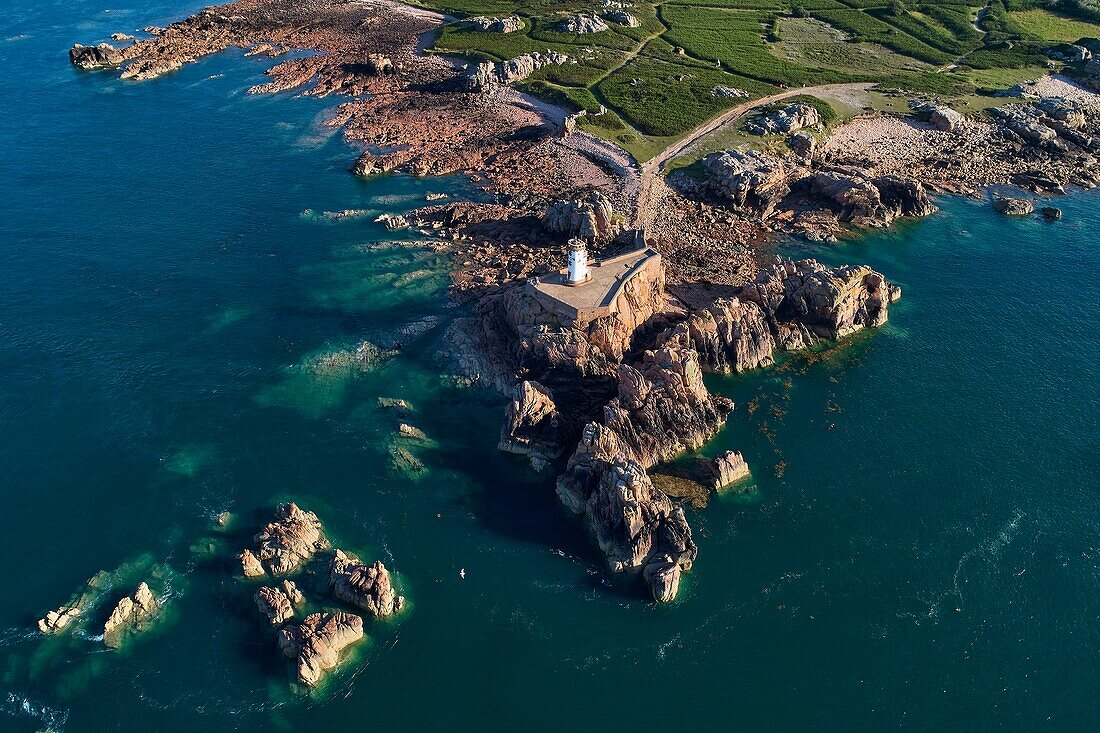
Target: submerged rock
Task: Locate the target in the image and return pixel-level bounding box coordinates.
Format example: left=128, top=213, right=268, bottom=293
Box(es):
left=378, top=397, right=411, bottom=413
left=389, top=444, right=427, bottom=478
left=103, top=582, right=158, bottom=647
left=278, top=612, right=364, bottom=688
left=240, top=503, right=330, bottom=577
left=329, top=550, right=406, bottom=618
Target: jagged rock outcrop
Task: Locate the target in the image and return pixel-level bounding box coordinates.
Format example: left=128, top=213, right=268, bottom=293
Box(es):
left=1036, top=97, right=1087, bottom=129
left=989, top=106, right=1059, bottom=146
left=240, top=503, right=329, bottom=577
left=557, top=14, right=610, bottom=33
left=540, top=191, right=618, bottom=240
left=909, top=101, right=965, bottom=132
left=462, top=51, right=571, bottom=91
left=993, top=196, right=1034, bottom=216
left=745, top=103, right=821, bottom=135
left=1047, top=43, right=1092, bottom=62
left=103, top=583, right=157, bottom=647
left=602, top=10, right=639, bottom=26
left=808, top=170, right=936, bottom=227
left=555, top=347, right=733, bottom=518
left=703, top=149, right=790, bottom=219
left=741, top=258, right=900, bottom=339
left=556, top=424, right=697, bottom=602
left=37, top=573, right=106, bottom=634
left=38, top=606, right=82, bottom=634
left=658, top=297, right=776, bottom=374
left=1042, top=205, right=1062, bottom=220
left=350, top=151, right=401, bottom=177
left=599, top=348, right=734, bottom=468
left=68, top=42, right=132, bottom=69
left=710, top=450, right=750, bottom=490
left=499, top=380, right=562, bottom=467
left=278, top=612, right=364, bottom=687
left=255, top=580, right=304, bottom=626
left=329, top=550, right=406, bottom=618
left=460, top=16, right=523, bottom=32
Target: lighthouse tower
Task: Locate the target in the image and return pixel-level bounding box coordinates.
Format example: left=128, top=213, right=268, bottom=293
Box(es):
left=566, top=238, right=590, bottom=285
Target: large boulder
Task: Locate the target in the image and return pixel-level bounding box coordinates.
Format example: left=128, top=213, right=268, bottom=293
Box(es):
left=992, top=196, right=1034, bottom=216
left=603, top=10, right=639, bottom=27
left=540, top=191, right=618, bottom=240
left=989, top=106, right=1058, bottom=146
left=809, top=170, right=935, bottom=227
left=255, top=580, right=304, bottom=626
left=910, top=101, right=965, bottom=132
left=365, top=54, right=395, bottom=77
left=329, top=550, right=406, bottom=618
left=702, top=149, right=790, bottom=219
left=1036, top=97, right=1088, bottom=129
left=277, top=612, right=364, bottom=687
left=657, top=297, right=776, bottom=374
left=601, top=348, right=734, bottom=469
left=787, top=130, right=817, bottom=161
left=710, top=450, right=750, bottom=490
left=556, top=425, right=697, bottom=603
left=745, top=103, right=821, bottom=135
left=240, top=503, right=330, bottom=577
left=558, top=14, right=610, bottom=33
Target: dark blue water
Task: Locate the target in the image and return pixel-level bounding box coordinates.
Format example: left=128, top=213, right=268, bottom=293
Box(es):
left=2, top=0, right=1100, bottom=729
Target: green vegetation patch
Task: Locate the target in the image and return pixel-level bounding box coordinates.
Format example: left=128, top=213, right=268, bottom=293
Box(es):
left=596, top=55, right=777, bottom=136
left=1008, top=7, right=1100, bottom=39
left=771, top=16, right=934, bottom=72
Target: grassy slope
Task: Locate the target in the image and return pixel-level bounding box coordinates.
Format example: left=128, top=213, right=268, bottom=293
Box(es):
left=420, top=0, right=1100, bottom=160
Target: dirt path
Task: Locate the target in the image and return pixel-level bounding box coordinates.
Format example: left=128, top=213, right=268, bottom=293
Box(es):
left=634, top=82, right=872, bottom=227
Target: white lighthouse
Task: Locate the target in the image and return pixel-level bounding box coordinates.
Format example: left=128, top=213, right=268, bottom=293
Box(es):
left=566, top=238, right=590, bottom=285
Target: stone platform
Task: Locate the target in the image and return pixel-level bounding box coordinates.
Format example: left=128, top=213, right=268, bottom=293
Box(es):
left=529, top=247, right=661, bottom=322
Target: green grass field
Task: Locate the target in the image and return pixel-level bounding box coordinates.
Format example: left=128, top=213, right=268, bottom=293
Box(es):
left=420, top=0, right=1100, bottom=159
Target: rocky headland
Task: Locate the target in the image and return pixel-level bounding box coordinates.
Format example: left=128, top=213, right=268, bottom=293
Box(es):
left=66, top=0, right=1100, bottom=603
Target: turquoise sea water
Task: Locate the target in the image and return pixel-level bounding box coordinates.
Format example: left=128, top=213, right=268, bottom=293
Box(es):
left=3, top=0, right=1100, bottom=729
